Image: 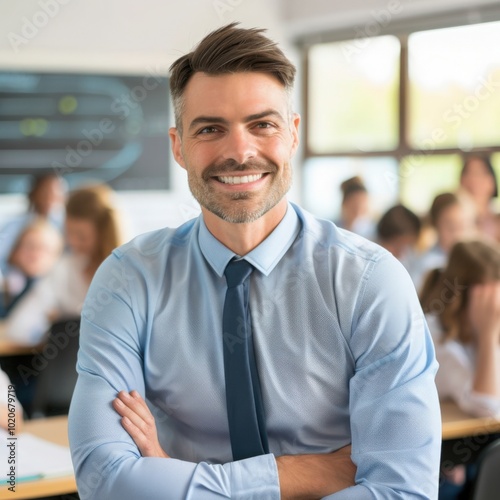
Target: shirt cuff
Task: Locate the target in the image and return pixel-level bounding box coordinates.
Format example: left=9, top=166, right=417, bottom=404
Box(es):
left=228, top=453, right=280, bottom=499
left=322, top=484, right=374, bottom=499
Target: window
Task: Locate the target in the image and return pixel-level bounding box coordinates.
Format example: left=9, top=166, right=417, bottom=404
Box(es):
left=308, top=36, right=400, bottom=154
left=304, top=19, right=500, bottom=219
left=303, top=157, right=398, bottom=221
left=399, top=155, right=462, bottom=214
left=408, top=23, right=500, bottom=151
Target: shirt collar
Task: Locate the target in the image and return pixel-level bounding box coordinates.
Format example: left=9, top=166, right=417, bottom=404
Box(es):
left=198, top=202, right=301, bottom=277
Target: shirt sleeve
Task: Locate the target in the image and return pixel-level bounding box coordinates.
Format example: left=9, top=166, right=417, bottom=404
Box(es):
left=325, top=253, right=442, bottom=499
left=434, top=339, right=500, bottom=418
left=68, top=253, right=281, bottom=500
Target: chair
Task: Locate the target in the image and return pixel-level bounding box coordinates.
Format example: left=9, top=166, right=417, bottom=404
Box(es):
left=472, top=437, right=500, bottom=500
left=30, top=317, right=81, bottom=418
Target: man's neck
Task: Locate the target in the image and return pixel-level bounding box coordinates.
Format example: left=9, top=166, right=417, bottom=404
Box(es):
left=202, top=200, right=288, bottom=256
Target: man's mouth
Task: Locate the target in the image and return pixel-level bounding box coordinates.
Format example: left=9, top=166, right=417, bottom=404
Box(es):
left=216, top=173, right=265, bottom=185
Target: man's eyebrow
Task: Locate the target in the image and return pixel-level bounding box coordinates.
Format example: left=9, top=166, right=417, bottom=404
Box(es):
left=243, top=109, right=285, bottom=123
left=189, top=116, right=230, bottom=131
left=188, top=109, right=286, bottom=131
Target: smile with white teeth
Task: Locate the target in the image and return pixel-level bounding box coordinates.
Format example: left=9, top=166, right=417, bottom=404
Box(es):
left=217, top=173, right=264, bottom=185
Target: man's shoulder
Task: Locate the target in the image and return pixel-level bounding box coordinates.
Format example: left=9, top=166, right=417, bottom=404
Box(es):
left=294, top=204, right=387, bottom=265
left=112, top=217, right=199, bottom=260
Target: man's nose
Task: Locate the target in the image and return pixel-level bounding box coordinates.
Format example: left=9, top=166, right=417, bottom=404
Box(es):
left=220, top=128, right=257, bottom=165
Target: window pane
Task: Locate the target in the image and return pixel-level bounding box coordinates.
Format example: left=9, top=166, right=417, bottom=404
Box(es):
left=302, top=157, right=399, bottom=222
left=399, top=154, right=462, bottom=214
left=408, top=21, right=500, bottom=150
left=308, top=36, right=400, bottom=153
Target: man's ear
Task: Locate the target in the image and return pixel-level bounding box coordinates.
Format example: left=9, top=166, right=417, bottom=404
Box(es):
left=290, top=113, right=301, bottom=157
left=169, top=127, right=186, bottom=169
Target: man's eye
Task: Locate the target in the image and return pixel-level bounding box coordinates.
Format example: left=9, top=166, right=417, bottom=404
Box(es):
left=256, top=122, right=272, bottom=129
left=198, top=126, right=218, bottom=134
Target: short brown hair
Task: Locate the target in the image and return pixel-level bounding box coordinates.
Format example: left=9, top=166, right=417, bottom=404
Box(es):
left=429, top=192, right=459, bottom=227
left=340, top=176, right=367, bottom=205
left=376, top=204, right=421, bottom=241
left=169, top=22, right=296, bottom=131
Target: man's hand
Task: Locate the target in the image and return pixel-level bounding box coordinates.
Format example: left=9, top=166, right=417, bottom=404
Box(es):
left=276, top=445, right=356, bottom=500
left=112, top=390, right=169, bottom=458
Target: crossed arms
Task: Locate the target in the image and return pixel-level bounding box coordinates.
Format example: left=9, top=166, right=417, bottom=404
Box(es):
left=113, top=389, right=356, bottom=500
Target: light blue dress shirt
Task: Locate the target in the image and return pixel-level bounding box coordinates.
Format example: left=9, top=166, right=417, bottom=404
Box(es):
left=69, top=202, right=441, bottom=499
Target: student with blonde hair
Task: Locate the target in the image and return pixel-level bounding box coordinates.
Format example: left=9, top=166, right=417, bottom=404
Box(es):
left=0, top=173, right=66, bottom=267
left=6, top=184, right=124, bottom=346
left=0, top=219, right=62, bottom=317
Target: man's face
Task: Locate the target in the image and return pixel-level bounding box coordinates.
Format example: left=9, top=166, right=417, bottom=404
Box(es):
left=169, top=72, right=300, bottom=224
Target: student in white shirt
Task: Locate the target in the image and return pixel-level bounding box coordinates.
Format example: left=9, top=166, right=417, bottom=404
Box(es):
left=420, top=240, right=500, bottom=418
left=6, top=184, right=124, bottom=346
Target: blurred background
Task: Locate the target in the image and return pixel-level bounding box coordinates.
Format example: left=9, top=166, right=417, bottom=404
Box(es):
left=0, top=0, right=500, bottom=235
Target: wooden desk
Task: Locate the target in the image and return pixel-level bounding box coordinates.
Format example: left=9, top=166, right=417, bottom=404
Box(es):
left=0, top=322, right=34, bottom=357
left=0, top=416, right=76, bottom=500
left=441, top=401, right=500, bottom=440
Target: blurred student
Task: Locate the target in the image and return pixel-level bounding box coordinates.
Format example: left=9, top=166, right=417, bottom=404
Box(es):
left=420, top=240, right=500, bottom=418
left=0, top=173, right=66, bottom=267
left=420, top=240, right=500, bottom=498
left=376, top=204, right=421, bottom=267
left=410, top=193, right=475, bottom=291
left=0, top=219, right=63, bottom=318
left=459, top=155, right=500, bottom=241
left=6, top=184, right=123, bottom=346
left=335, top=176, right=375, bottom=239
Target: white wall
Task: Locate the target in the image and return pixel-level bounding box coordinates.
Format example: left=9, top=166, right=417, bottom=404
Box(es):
left=0, top=0, right=285, bottom=73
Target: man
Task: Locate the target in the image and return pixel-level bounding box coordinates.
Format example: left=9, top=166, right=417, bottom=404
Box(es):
left=69, top=23, right=441, bottom=499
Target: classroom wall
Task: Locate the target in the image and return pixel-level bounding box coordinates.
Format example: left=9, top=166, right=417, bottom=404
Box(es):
left=0, top=0, right=285, bottom=73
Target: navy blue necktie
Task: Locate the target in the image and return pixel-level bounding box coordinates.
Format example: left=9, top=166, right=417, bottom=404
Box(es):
left=223, top=259, right=269, bottom=461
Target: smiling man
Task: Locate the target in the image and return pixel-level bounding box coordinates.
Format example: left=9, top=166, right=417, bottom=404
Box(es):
left=69, top=23, right=441, bottom=499
left=174, top=70, right=298, bottom=250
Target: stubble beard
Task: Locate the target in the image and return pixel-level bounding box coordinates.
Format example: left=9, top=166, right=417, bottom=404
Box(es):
left=187, top=159, right=292, bottom=224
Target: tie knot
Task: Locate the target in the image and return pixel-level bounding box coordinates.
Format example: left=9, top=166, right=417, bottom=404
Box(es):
left=224, top=259, right=253, bottom=288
